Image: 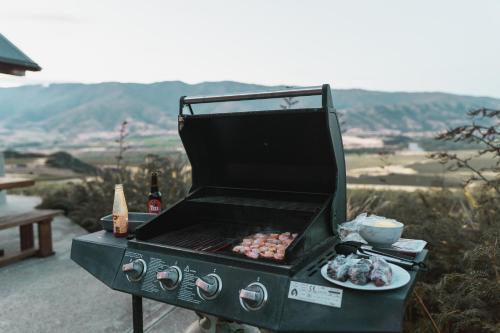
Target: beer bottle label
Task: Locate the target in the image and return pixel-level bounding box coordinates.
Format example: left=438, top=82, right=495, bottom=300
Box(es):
left=113, top=214, right=128, bottom=233
left=147, top=199, right=162, bottom=214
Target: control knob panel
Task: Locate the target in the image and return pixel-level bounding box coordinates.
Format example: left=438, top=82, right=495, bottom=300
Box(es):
left=122, top=259, right=147, bottom=282
left=239, top=282, right=268, bottom=311
left=156, top=266, right=182, bottom=291
left=195, top=273, right=222, bottom=300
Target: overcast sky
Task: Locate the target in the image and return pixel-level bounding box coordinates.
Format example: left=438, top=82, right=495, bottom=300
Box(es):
left=1, top=0, right=499, bottom=97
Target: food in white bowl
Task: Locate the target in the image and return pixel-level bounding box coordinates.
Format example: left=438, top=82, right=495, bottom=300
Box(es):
left=359, top=219, right=404, bottom=247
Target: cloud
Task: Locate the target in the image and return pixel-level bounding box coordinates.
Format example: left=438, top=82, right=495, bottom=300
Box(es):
left=1, top=12, right=85, bottom=24
left=28, top=13, right=84, bottom=23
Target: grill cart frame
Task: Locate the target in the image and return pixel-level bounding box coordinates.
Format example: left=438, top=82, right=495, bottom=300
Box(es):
left=71, top=85, right=427, bottom=333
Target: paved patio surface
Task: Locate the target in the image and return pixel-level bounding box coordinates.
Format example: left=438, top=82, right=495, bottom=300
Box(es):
left=0, top=195, right=198, bottom=333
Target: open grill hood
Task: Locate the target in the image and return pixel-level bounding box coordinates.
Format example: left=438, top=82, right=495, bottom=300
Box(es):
left=178, top=84, right=347, bottom=226
left=180, top=108, right=338, bottom=194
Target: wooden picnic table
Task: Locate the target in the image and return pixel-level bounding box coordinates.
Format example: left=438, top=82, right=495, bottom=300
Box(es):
left=0, top=176, right=35, bottom=190
left=0, top=209, right=63, bottom=267
left=0, top=175, right=53, bottom=265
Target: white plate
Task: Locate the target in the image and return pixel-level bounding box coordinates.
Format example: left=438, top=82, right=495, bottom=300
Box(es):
left=320, top=259, right=411, bottom=291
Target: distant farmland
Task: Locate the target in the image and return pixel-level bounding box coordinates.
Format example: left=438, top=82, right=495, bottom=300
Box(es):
left=6, top=149, right=491, bottom=192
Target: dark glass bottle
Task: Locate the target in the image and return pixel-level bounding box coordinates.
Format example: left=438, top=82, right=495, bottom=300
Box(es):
left=147, top=172, right=162, bottom=214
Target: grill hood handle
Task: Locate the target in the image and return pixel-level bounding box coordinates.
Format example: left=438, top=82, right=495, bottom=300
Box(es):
left=179, top=84, right=332, bottom=115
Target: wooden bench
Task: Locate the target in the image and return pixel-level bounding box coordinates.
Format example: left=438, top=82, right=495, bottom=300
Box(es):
left=0, top=176, right=35, bottom=191
left=0, top=209, right=63, bottom=267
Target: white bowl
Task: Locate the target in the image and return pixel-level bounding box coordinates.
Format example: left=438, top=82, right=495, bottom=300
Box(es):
left=359, top=219, right=404, bottom=247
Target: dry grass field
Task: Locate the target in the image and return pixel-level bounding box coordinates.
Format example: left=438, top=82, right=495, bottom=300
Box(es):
left=346, top=150, right=496, bottom=189
left=7, top=149, right=493, bottom=191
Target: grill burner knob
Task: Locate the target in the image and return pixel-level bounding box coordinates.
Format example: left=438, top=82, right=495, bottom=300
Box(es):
left=122, top=259, right=147, bottom=282
left=157, top=266, right=182, bottom=290
left=239, top=282, right=268, bottom=311
left=196, top=274, right=222, bottom=300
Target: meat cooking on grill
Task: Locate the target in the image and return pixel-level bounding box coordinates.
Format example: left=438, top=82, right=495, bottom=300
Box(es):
left=232, top=232, right=298, bottom=260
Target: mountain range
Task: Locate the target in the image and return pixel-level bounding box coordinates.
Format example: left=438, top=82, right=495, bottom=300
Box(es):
left=0, top=81, right=499, bottom=149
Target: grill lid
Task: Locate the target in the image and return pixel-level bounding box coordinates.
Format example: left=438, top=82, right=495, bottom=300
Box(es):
left=178, top=84, right=346, bottom=222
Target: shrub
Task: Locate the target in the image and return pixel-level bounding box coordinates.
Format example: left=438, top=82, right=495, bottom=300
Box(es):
left=347, top=189, right=500, bottom=333
left=37, top=154, right=190, bottom=232
left=37, top=158, right=499, bottom=332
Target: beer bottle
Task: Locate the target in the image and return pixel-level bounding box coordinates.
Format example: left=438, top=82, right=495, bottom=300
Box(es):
left=147, top=172, right=162, bottom=214
left=113, top=184, right=128, bottom=237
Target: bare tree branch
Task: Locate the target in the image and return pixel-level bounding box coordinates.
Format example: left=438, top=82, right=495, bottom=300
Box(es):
left=280, top=96, right=299, bottom=109
left=430, top=108, right=500, bottom=195
left=115, top=120, right=130, bottom=175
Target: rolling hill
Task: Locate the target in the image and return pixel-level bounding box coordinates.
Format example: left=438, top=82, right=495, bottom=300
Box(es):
left=0, top=81, right=499, bottom=149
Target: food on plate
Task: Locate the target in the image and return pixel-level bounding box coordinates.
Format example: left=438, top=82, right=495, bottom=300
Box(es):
left=327, top=254, right=354, bottom=282
left=327, top=255, right=346, bottom=280
left=326, top=255, right=393, bottom=287
left=232, top=231, right=297, bottom=260
left=370, top=256, right=393, bottom=286
left=348, top=258, right=372, bottom=285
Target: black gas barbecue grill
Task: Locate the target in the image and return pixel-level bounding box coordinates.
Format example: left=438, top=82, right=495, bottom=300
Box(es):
left=71, top=85, right=427, bottom=333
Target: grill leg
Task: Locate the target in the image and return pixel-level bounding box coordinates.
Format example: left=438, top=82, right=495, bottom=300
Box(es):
left=132, top=295, right=143, bottom=333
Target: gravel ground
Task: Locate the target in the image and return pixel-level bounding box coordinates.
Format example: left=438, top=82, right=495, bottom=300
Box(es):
left=0, top=195, right=197, bottom=333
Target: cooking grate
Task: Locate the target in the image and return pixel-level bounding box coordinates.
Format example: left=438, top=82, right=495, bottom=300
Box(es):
left=146, top=222, right=301, bottom=259
left=148, top=224, right=239, bottom=252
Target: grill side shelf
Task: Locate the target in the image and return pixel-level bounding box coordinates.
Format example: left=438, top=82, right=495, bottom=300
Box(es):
left=279, top=250, right=429, bottom=332
left=70, top=231, right=127, bottom=288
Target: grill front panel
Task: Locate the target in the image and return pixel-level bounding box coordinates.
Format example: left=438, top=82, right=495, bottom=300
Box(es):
left=113, top=248, right=289, bottom=331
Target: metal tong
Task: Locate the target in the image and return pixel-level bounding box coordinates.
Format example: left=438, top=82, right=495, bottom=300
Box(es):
left=335, top=241, right=427, bottom=271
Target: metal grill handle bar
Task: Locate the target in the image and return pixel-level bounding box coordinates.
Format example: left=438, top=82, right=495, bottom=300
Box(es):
left=179, top=84, right=332, bottom=115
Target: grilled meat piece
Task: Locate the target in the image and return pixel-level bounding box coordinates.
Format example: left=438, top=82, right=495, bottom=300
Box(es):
left=327, top=254, right=358, bottom=282
left=232, top=245, right=245, bottom=254
left=245, top=250, right=259, bottom=259
left=348, top=259, right=372, bottom=285
left=232, top=231, right=297, bottom=260
left=327, top=255, right=349, bottom=281
left=370, top=256, right=393, bottom=286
